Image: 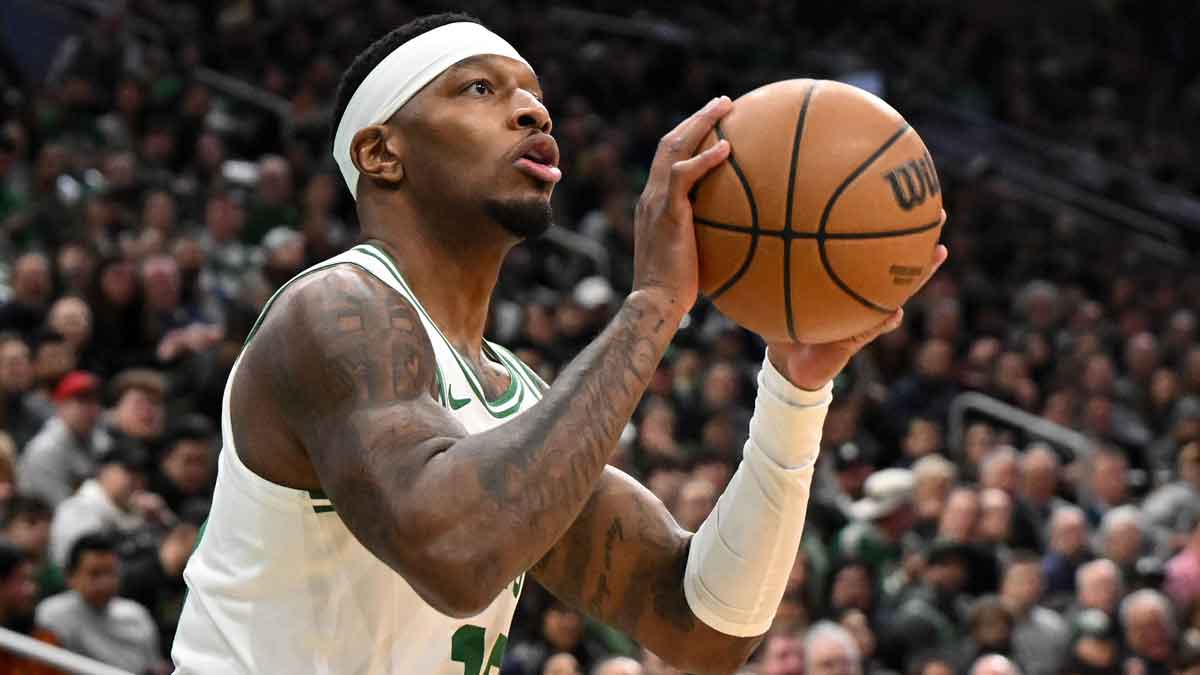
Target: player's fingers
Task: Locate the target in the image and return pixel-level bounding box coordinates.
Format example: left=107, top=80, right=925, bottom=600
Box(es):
left=910, top=213, right=949, bottom=291
left=650, top=96, right=733, bottom=180
left=667, top=139, right=730, bottom=198
left=848, top=308, right=904, bottom=346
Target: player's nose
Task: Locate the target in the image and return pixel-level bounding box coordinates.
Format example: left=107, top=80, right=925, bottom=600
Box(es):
left=509, top=90, right=552, bottom=134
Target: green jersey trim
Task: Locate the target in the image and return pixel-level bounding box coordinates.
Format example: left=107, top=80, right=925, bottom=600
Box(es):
left=354, top=244, right=527, bottom=419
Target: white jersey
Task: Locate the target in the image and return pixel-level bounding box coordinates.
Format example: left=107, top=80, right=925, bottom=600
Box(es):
left=172, top=243, right=544, bottom=675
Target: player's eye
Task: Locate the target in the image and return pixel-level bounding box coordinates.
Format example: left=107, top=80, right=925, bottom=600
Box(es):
left=464, top=80, right=493, bottom=97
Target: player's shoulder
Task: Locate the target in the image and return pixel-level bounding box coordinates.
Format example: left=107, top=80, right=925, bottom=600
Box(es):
left=254, top=261, right=426, bottom=345
left=274, top=261, right=390, bottom=317
left=243, top=259, right=438, bottom=408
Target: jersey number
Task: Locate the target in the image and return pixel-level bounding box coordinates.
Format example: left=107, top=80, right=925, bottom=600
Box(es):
left=451, top=625, right=507, bottom=675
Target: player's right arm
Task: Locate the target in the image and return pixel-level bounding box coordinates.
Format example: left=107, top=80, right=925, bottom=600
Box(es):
left=255, top=96, right=735, bottom=619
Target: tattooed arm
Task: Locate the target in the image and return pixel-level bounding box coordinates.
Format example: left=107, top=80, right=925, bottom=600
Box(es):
left=259, top=265, right=680, bottom=617
left=531, top=469, right=759, bottom=675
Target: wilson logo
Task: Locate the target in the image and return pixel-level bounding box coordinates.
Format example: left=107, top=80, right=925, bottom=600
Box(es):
left=889, top=264, right=923, bottom=286
left=883, top=153, right=940, bottom=211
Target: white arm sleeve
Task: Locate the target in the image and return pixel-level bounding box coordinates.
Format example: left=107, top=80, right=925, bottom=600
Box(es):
left=683, top=355, right=831, bottom=637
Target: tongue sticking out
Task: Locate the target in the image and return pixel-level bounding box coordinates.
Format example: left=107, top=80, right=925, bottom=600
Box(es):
left=514, top=157, right=563, bottom=183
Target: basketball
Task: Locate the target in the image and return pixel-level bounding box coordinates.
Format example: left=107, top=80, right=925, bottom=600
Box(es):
left=692, top=79, right=946, bottom=343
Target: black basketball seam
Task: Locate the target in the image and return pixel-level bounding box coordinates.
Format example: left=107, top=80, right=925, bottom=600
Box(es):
left=817, top=123, right=912, bottom=315
left=704, top=123, right=760, bottom=301
left=696, top=216, right=942, bottom=239
left=781, top=82, right=817, bottom=342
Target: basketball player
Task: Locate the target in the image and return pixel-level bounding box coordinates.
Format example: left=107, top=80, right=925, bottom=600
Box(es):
left=172, top=13, right=946, bottom=675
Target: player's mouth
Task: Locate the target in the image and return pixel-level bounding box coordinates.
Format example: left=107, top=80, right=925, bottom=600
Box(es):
left=512, top=134, right=562, bottom=184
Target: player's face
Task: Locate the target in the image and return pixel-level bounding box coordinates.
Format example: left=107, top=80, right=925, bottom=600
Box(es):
left=397, top=54, right=557, bottom=239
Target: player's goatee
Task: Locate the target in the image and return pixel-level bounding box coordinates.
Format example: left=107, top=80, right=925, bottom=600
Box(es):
left=483, top=197, right=554, bottom=239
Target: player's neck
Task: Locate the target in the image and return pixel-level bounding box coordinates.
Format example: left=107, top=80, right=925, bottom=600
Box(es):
left=362, top=209, right=509, bottom=357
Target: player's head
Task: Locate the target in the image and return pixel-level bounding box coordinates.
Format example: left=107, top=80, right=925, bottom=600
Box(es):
left=331, top=13, right=557, bottom=242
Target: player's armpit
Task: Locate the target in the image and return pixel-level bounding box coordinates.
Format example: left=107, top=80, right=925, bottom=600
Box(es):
left=531, top=467, right=760, bottom=675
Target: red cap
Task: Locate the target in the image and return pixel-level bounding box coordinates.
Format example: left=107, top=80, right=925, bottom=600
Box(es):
left=53, top=371, right=100, bottom=403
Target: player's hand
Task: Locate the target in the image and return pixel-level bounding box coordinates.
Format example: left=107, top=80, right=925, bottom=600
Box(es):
left=632, top=96, right=733, bottom=317
left=767, top=244, right=948, bottom=391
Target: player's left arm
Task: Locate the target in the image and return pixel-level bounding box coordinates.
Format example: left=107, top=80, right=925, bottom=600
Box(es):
left=531, top=466, right=758, bottom=673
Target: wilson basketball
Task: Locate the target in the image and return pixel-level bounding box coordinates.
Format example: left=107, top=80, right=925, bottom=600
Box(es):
left=692, top=79, right=945, bottom=343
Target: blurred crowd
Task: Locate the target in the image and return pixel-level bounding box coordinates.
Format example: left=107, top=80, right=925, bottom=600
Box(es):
left=0, top=1, right=1198, bottom=675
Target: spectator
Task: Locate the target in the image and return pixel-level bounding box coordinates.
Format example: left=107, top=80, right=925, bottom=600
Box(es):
left=503, top=601, right=608, bottom=675
left=0, top=542, right=65, bottom=675
left=1017, top=444, right=1067, bottom=548
left=1121, top=589, right=1178, bottom=675
left=29, top=330, right=76, bottom=409
left=0, top=253, right=53, bottom=337
left=106, top=368, right=168, bottom=446
left=148, top=414, right=215, bottom=514
left=938, top=487, right=981, bottom=543
left=1146, top=399, right=1200, bottom=484
left=1042, top=506, right=1091, bottom=603
left=0, top=495, right=64, bottom=599
left=1097, top=506, right=1147, bottom=581
left=811, top=437, right=878, bottom=539
left=48, top=441, right=160, bottom=569
left=1062, top=609, right=1121, bottom=675
left=838, top=468, right=916, bottom=583
left=979, top=488, right=1016, bottom=551
left=956, top=596, right=1017, bottom=670
left=979, top=448, right=1019, bottom=497
left=1081, top=446, right=1130, bottom=526
left=84, top=255, right=144, bottom=377
left=45, top=296, right=93, bottom=362
left=882, top=339, right=958, bottom=434
left=258, top=226, right=306, bottom=292
left=243, top=155, right=298, bottom=245
left=911, top=454, right=957, bottom=541
left=755, top=630, right=805, bottom=675
left=141, top=254, right=208, bottom=355
left=1072, top=560, right=1124, bottom=619
left=837, top=608, right=894, bottom=675
left=899, top=417, right=944, bottom=467
left=36, top=534, right=164, bottom=675
left=827, top=559, right=877, bottom=618
left=672, top=477, right=717, bottom=532
left=18, top=371, right=111, bottom=507
left=882, top=540, right=972, bottom=667
left=0, top=332, right=46, bottom=449
left=805, top=621, right=862, bottom=675
left=1000, top=553, right=1070, bottom=675
left=120, top=510, right=201, bottom=658
left=1144, top=441, right=1200, bottom=541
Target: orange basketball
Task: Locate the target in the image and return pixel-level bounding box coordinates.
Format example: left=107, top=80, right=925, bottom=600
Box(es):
left=692, top=79, right=945, bottom=343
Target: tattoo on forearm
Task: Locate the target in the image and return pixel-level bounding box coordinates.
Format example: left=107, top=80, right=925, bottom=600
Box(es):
left=476, top=297, right=668, bottom=538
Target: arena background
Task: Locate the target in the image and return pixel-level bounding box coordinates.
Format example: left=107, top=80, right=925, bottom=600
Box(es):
left=0, top=1, right=1199, bottom=674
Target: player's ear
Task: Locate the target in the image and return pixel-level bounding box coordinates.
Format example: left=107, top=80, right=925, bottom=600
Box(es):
left=350, top=125, right=405, bottom=186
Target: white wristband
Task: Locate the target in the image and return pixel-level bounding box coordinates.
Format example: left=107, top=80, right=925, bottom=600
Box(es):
left=683, top=356, right=830, bottom=636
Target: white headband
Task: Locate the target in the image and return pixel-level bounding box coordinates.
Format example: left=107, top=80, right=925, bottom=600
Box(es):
left=332, top=22, right=529, bottom=199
